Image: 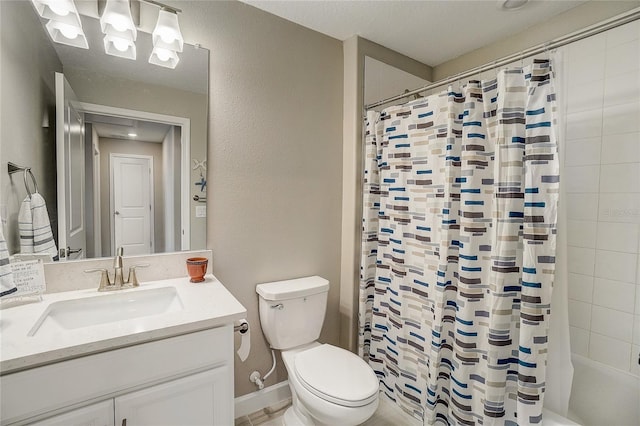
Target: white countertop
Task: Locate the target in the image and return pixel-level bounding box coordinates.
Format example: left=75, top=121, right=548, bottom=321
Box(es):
left=0, top=275, right=246, bottom=375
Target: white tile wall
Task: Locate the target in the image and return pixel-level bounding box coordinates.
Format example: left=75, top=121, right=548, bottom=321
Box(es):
left=564, top=20, right=640, bottom=376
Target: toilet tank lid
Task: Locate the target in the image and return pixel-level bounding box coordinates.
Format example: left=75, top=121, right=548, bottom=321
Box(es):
left=256, top=276, right=329, bottom=301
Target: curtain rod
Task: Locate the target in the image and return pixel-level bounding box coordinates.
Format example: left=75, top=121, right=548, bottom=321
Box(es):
left=365, top=7, right=640, bottom=110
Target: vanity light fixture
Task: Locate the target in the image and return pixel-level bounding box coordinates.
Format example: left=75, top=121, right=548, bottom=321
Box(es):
left=104, top=34, right=136, bottom=60
left=46, top=19, right=89, bottom=49
left=152, top=9, right=183, bottom=53
left=149, top=46, right=180, bottom=68
left=100, top=0, right=137, bottom=59
left=32, top=0, right=79, bottom=25
left=32, top=0, right=88, bottom=49
left=149, top=6, right=183, bottom=69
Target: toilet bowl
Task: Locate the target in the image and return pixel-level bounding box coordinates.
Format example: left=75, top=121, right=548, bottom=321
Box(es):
left=256, top=276, right=379, bottom=426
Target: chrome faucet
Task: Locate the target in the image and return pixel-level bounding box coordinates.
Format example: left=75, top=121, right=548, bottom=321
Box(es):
left=85, top=247, right=149, bottom=292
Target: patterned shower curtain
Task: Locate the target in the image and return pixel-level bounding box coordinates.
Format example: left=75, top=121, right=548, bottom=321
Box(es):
left=359, top=60, right=559, bottom=425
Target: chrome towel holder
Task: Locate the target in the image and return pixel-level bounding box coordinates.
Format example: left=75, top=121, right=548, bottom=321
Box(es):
left=7, top=162, right=39, bottom=198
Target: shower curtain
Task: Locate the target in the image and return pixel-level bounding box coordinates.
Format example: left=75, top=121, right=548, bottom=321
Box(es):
left=359, top=60, right=560, bottom=425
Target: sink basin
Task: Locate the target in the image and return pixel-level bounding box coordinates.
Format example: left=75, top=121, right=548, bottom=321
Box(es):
left=28, top=287, right=183, bottom=336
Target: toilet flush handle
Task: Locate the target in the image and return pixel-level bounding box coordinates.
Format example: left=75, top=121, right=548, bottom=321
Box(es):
left=270, top=303, right=284, bottom=310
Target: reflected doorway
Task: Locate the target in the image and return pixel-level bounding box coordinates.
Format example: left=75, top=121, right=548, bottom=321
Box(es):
left=79, top=103, right=191, bottom=258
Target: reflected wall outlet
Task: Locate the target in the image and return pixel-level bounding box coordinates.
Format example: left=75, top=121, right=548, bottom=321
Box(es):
left=195, top=205, right=207, bottom=218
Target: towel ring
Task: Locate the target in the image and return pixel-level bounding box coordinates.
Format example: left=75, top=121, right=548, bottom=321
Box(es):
left=23, top=168, right=38, bottom=198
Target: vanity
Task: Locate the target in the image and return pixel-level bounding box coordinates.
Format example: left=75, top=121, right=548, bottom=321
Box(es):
left=0, top=275, right=246, bottom=425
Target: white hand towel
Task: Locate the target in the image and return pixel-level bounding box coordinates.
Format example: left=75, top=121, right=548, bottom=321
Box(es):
left=18, top=196, right=34, bottom=254
left=0, top=224, right=17, bottom=298
left=18, top=193, right=58, bottom=257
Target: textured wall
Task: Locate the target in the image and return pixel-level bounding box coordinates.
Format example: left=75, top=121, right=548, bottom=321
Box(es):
left=174, top=1, right=344, bottom=397
left=0, top=1, right=61, bottom=254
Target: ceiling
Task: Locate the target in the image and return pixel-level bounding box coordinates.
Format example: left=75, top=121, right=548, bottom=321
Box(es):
left=241, top=0, right=587, bottom=66
left=85, top=113, right=172, bottom=142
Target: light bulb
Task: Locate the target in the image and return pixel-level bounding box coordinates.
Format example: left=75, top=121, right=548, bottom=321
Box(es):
left=155, top=48, right=172, bottom=62
left=110, top=15, right=130, bottom=32
left=159, top=29, right=176, bottom=44
left=47, top=0, right=70, bottom=16
left=112, top=38, right=130, bottom=52
left=58, top=23, right=79, bottom=39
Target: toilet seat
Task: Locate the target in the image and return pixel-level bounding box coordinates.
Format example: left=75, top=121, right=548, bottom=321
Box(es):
left=293, top=344, right=379, bottom=408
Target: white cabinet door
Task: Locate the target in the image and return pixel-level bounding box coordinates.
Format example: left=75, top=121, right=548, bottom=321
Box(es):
left=115, top=367, right=232, bottom=426
left=29, top=400, right=114, bottom=426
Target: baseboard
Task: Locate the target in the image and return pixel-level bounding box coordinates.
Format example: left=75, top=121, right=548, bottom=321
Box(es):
left=234, top=380, right=292, bottom=418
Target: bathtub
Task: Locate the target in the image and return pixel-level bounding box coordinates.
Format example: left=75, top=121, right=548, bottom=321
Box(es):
left=565, top=354, right=640, bottom=426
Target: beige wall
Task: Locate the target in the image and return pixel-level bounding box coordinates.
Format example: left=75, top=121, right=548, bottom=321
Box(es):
left=98, top=138, right=165, bottom=256
left=173, top=1, right=344, bottom=396
left=340, top=36, right=432, bottom=351
left=0, top=1, right=61, bottom=254
left=63, top=67, right=208, bottom=251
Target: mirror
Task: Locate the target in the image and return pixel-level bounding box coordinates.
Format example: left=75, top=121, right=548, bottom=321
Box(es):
left=0, top=1, right=208, bottom=260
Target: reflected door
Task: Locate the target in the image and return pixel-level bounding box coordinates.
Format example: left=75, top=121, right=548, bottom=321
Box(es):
left=55, top=72, right=86, bottom=261
left=111, top=154, right=154, bottom=256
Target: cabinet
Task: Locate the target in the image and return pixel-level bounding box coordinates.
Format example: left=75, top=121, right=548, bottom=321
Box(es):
left=1, top=327, right=234, bottom=426
left=29, top=401, right=114, bottom=426
left=115, top=367, right=231, bottom=426
left=30, top=368, right=231, bottom=426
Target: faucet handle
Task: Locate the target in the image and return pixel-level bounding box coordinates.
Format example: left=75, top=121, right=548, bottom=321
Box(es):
left=85, top=268, right=112, bottom=291
left=127, top=264, right=150, bottom=287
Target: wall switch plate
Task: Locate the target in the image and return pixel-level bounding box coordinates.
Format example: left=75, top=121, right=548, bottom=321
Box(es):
left=195, top=205, right=207, bottom=218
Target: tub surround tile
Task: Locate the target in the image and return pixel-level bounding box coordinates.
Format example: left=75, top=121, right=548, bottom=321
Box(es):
left=568, top=299, right=592, bottom=330
left=565, top=21, right=640, bottom=380
left=599, top=163, right=640, bottom=194
left=592, top=278, right=636, bottom=313
left=566, top=193, right=599, bottom=221
left=588, top=332, right=631, bottom=370
left=602, top=102, right=640, bottom=136
left=567, top=80, right=604, bottom=113
left=631, top=345, right=640, bottom=375
left=568, top=273, right=594, bottom=303
left=605, top=39, right=640, bottom=77
left=569, top=326, right=590, bottom=357
left=591, top=305, right=634, bottom=342
left=566, top=109, right=603, bottom=140
left=595, top=222, right=639, bottom=253
left=601, top=132, right=640, bottom=165
left=565, top=138, right=601, bottom=167
left=604, top=70, right=640, bottom=108
left=598, top=193, right=640, bottom=224
left=565, top=165, right=600, bottom=193
left=606, top=20, right=640, bottom=47
left=567, top=220, right=597, bottom=249
left=568, top=247, right=596, bottom=276
left=633, top=315, right=640, bottom=345
left=594, top=250, right=637, bottom=283
left=565, top=53, right=605, bottom=86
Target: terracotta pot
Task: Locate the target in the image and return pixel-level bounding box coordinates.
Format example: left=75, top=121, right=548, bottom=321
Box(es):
left=186, top=257, right=208, bottom=283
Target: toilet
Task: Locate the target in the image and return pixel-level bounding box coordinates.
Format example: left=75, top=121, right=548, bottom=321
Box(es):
left=256, top=276, right=379, bottom=426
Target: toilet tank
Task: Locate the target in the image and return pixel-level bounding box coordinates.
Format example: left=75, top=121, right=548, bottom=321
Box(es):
left=256, top=276, right=329, bottom=350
